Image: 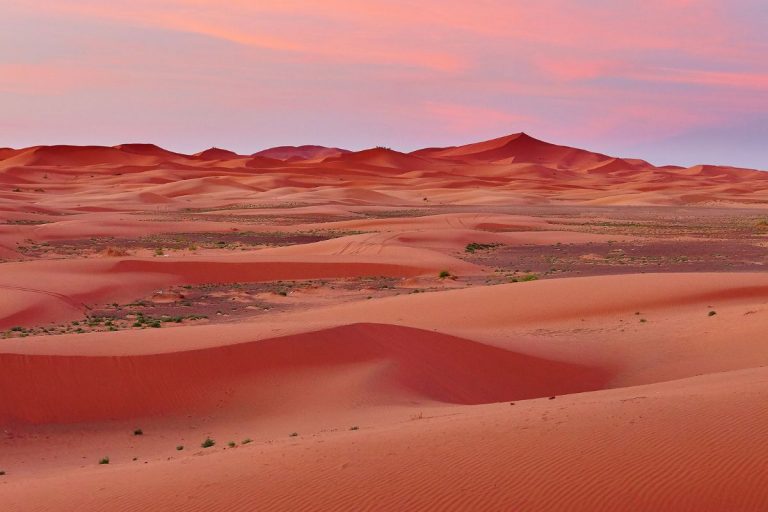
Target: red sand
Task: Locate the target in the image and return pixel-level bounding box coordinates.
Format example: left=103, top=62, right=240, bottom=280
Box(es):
left=2, top=134, right=768, bottom=511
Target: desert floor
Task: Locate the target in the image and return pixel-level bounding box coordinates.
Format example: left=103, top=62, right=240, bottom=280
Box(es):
left=2, top=137, right=768, bottom=511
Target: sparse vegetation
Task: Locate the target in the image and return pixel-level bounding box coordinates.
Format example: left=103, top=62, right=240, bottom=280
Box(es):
left=289, top=432, right=298, bottom=437
left=708, top=310, right=717, bottom=316
left=201, top=437, right=216, bottom=448
left=227, top=441, right=236, bottom=448
left=176, top=445, right=184, bottom=451
left=511, top=273, right=539, bottom=283
left=350, top=426, right=359, bottom=431
left=465, top=242, right=498, bottom=254
left=242, top=438, right=253, bottom=444
left=99, top=457, right=110, bottom=465
left=439, top=270, right=452, bottom=279
left=133, top=428, right=143, bottom=436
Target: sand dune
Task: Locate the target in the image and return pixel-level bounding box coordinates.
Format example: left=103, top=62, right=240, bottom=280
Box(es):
left=2, top=133, right=767, bottom=207
left=3, top=133, right=768, bottom=511
left=0, top=323, right=609, bottom=425
left=253, top=145, right=350, bottom=161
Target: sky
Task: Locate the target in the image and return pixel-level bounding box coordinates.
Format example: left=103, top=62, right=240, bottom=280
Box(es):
left=1, top=0, right=767, bottom=169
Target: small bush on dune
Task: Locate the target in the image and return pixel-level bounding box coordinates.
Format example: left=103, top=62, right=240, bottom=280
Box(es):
left=201, top=437, right=215, bottom=448
left=439, top=270, right=452, bottom=279
left=99, top=457, right=110, bottom=465
left=133, top=428, right=143, bottom=436
left=176, top=445, right=184, bottom=451
left=465, top=242, right=498, bottom=254
left=242, top=438, right=253, bottom=445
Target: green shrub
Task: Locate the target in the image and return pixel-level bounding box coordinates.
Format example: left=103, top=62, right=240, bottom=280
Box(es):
left=465, top=242, right=498, bottom=253
left=201, top=437, right=215, bottom=448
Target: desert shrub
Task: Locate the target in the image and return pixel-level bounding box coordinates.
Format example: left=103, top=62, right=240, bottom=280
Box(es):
left=133, top=428, right=143, bottom=436
left=242, top=438, right=253, bottom=444
left=99, top=457, right=110, bottom=465
left=201, top=437, right=215, bottom=448
left=439, top=270, right=451, bottom=279
left=708, top=310, right=717, bottom=316
left=465, top=242, right=498, bottom=253
left=289, top=432, right=298, bottom=437
left=176, top=445, right=184, bottom=451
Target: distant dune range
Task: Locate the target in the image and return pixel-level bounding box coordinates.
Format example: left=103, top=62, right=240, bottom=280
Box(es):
left=3, top=133, right=768, bottom=511
left=2, top=133, right=767, bottom=211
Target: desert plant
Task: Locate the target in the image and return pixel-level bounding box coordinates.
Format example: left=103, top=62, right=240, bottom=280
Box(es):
left=99, top=457, right=110, bottom=465
left=242, top=438, right=253, bottom=444
left=227, top=441, right=236, bottom=448
left=465, top=242, right=498, bottom=253
left=133, top=428, right=143, bottom=436
left=289, top=432, right=298, bottom=437
left=350, top=426, right=359, bottom=431
left=439, top=270, right=451, bottom=279
left=708, top=310, right=717, bottom=316
left=201, top=437, right=215, bottom=448
left=176, top=445, right=184, bottom=451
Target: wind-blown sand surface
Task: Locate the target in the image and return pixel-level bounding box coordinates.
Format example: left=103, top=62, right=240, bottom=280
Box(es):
left=2, top=134, right=768, bottom=511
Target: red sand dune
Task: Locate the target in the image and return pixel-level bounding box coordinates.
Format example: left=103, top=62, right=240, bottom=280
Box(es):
left=2, top=132, right=767, bottom=207
left=0, top=323, right=609, bottom=425
left=253, top=145, right=350, bottom=161
left=2, top=133, right=768, bottom=511
left=193, top=147, right=242, bottom=160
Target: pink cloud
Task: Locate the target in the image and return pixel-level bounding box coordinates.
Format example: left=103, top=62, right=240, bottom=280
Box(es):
left=420, top=102, right=532, bottom=135
left=3, top=0, right=767, bottom=167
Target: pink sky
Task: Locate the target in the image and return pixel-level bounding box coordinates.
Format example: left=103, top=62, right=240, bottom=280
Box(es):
left=2, top=1, right=767, bottom=168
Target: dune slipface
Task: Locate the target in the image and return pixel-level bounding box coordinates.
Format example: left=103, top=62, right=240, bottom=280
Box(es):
left=2, top=133, right=768, bottom=511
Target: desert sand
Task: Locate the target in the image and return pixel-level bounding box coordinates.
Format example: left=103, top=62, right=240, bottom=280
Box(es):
left=2, top=133, right=768, bottom=511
